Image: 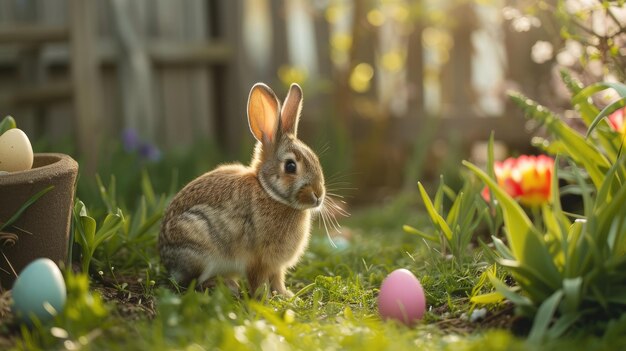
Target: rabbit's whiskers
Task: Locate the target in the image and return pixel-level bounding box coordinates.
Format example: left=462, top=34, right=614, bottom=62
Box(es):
left=317, top=193, right=349, bottom=248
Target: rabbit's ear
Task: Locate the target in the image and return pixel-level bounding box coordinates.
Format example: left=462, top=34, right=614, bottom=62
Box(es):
left=280, top=83, right=303, bottom=137
left=248, top=83, right=281, bottom=144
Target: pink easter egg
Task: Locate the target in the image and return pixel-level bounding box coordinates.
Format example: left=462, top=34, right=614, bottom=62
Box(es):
left=377, top=269, right=426, bottom=326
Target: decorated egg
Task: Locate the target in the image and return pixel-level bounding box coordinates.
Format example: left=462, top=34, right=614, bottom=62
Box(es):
left=12, top=258, right=67, bottom=324
left=0, top=128, right=34, bottom=172
left=378, top=269, right=426, bottom=326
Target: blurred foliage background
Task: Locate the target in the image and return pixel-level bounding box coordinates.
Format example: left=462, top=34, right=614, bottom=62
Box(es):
left=0, top=0, right=624, bottom=206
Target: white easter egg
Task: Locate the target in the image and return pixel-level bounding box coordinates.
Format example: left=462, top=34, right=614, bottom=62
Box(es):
left=378, top=269, right=426, bottom=326
left=0, top=128, right=34, bottom=172
left=12, top=258, right=67, bottom=324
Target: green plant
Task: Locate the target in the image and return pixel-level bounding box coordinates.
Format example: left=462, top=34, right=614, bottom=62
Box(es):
left=403, top=175, right=490, bottom=264
left=73, top=170, right=167, bottom=276
left=0, top=115, right=16, bottom=135
left=97, top=171, right=167, bottom=273
left=73, top=200, right=124, bottom=274
left=466, top=78, right=626, bottom=341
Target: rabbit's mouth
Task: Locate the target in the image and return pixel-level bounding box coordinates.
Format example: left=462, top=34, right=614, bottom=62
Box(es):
left=295, top=185, right=325, bottom=209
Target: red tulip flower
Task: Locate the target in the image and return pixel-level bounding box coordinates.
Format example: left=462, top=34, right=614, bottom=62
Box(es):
left=482, top=155, right=554, bottom=207
left=608, top=107, right=626, bottom=134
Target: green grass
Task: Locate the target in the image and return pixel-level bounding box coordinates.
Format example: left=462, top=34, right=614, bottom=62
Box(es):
left=3, top=177, right=626, bottom=350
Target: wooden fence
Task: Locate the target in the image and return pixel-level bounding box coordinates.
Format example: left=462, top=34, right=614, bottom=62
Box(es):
left=0, top=0, right=242, bottom=171
left=0, top=0, right=551, bottom=193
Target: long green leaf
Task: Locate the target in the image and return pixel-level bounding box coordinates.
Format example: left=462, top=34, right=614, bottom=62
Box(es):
left=418, top=182, right=453, bottom=241
left=463, top=161, right=532, bottom=257
left=565, top=220, right=586, bottom=277
left=499, top=259, right=558, bottom=301
left=132, top=212, right=163, bottom=239
left=403, top=225, right=438, bottom=242
left=92, top=209, right=124, bottom=249
left=546, top=311, right=583, bottom=340
left=562, top=277, right=583, bottom=314
left=574, top=82, right=626, bottom=104
left=141, top=170, right=156, bottom=207
left=592, top=154, right=626, bottom=249
left=434, top=176, right=446, bottom=214
left=73, top=201, right=96, bottom=249
left=80, top=214, right=97, bottom=247
left=529, top=289, right=564, bottom=343
left=446, top=191, right=463, bottom=228
left=585, top=97, right=626, bottom=138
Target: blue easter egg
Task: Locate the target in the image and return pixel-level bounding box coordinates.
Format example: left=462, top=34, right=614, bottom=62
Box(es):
left=12, top=258, right=66, bottom=324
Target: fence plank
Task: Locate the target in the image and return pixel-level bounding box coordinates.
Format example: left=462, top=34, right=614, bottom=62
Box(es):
left=70, top=0, right=104, bottom=170
left=110, top=0, right=156, bottom=139
left=0, top=81, right=71, bottom=106
left=183, top=0, right=212, bottom=140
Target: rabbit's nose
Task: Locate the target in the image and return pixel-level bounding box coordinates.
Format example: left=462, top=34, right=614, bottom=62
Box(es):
left=312, top=192, right=323, bottom=207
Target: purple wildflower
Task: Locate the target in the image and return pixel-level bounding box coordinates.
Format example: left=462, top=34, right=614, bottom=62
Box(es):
left=138, top=142, right=162, bottom=162
left=122, top=128, right=140, bottom=152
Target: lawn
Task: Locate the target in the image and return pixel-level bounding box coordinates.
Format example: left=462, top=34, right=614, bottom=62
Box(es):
left=1, top=185, right=624, bottom=350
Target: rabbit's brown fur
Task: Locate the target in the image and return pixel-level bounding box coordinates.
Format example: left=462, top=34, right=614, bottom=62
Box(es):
left=159, top=83, right=324, bottom=296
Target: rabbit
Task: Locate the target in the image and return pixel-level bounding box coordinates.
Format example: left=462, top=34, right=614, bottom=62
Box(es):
left=159, top=82, right=325, bottom=297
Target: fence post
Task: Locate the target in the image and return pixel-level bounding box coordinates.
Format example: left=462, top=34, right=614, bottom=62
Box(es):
left=69, top=0, right=104, bottom=173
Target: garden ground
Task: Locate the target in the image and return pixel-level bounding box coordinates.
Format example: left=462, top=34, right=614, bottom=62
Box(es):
left=1, top=193, right=625, bottom=350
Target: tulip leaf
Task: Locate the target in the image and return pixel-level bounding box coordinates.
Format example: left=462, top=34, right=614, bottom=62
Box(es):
left=585, top=97, right=626, bottom=138
left=546, top=311, right=583, bottom=340
left=595, top=179, right=626, bottom=249
left=529, top=289, right=564, bottom=343
left=418, top=182, right=453, bottom=241
left=562, top=277, right=583, bottom=313
left=498, top=259, right=557, bottom=301
left=565, top=220, right=585, bottom=277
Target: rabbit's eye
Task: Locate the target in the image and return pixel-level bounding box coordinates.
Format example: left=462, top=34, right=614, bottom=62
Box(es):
left=285, top=160, right=297, bottom=174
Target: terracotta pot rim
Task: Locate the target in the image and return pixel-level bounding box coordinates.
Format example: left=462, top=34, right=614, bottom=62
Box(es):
left=0, top=153, right=78, bottom=185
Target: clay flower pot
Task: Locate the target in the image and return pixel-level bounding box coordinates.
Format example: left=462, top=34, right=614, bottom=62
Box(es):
left=0, top=153, right=78, bottom=289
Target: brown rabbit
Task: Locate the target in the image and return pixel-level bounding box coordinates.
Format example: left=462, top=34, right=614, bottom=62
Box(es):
left=159, top=83, right=325, bottom=296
